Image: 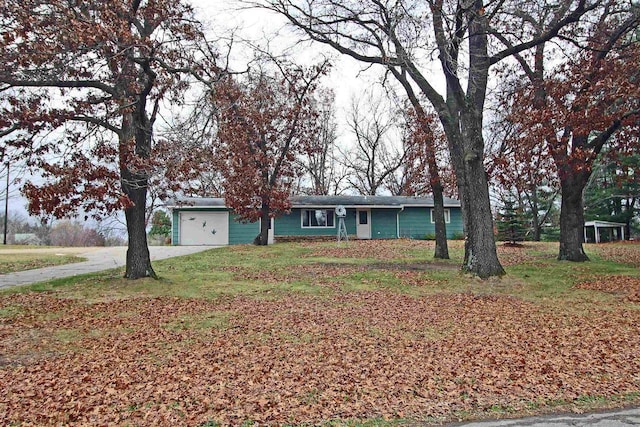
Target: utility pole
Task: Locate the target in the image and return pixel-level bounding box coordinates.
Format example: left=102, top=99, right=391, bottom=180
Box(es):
left=3, top=164, right=8, bottom=245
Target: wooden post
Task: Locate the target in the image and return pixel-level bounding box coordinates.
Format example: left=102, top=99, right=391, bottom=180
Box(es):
left=3, top=165, right=8, bottom=245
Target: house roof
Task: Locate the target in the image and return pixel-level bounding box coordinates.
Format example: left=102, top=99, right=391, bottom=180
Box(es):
left=167, top=197, right=226, bottom=208
left=168, top=195, right=460, bottom=209
left=290, top=195, right=460, bottom=208
left=584, top=220, right=626, bottom=227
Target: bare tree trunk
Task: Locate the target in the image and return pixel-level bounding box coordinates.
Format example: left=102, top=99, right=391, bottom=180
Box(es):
left=432, top=180, right=449, bottom=259
left=530, top=184, right=542, bottom=241
left=558, top=174, right=589, bottom=261
left=254, top=202, right=270, bottom=246
left=459, top=128, right=504, bottom=278
left=532, top=221, right=541, bottom=241
left=121, top=108, right=156, bottom=279
left=625, top=198, right=636, bottom=240
left=462, top=157, right=505, bottom=278
left=124, top=191, right=155, bottom=278
left=462, top=173, right=503, bottom=277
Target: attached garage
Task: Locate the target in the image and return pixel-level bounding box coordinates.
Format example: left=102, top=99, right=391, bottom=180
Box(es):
left=169, top=198, right=262, bottom=246
left=179, top=211, right=229, bottom=245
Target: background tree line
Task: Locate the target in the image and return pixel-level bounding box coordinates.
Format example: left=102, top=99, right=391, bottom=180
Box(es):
left=0, top=213, right=126, bottom=247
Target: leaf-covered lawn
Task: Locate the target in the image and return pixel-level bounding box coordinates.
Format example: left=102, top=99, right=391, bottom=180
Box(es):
left=575, top=276, right=640, bottom=302
left=1, top=240, right=639, bottom=426
left=590, top=241, right=640, bottom=267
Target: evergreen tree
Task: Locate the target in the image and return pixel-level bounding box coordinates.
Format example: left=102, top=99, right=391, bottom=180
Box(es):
left=584, top=150, right=639, bottom=239
left=149, top=211, right=172, bottom=239
left=496, top=198, right=527, bottom=245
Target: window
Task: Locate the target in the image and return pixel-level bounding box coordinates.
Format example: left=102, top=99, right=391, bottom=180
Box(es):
left=302, top=209, right=335, bottom=228
left=358, top=210, right=368, bottom=225
left=430, top=208, right=450, bottom=224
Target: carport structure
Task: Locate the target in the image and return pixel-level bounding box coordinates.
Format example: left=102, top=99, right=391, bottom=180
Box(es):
left=584, top=220, right=626, bottom=243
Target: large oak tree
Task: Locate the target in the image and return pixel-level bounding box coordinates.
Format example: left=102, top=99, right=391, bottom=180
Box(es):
left=501, top=2, right=640, bottom=260
left=262, top=0, right=599, bottom=277
left=0, top=0, right=209, bottom=278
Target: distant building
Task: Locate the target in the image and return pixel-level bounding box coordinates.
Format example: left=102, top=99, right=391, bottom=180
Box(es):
left=12, top=233, right=42, bottom=245
left=584, top=220, right=626, bottom=243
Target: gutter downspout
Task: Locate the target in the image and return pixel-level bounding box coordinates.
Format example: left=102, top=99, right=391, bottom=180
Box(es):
left=397, top=206, right=404, bottom=238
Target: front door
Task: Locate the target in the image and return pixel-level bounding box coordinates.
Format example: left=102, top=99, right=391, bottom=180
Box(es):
left=356, top=209, right=371, bottom=239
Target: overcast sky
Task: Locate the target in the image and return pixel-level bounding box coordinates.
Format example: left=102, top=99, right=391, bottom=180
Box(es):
left=3, top=0, right=392, bottom=226
left=189, top=0, right=387, bottom=132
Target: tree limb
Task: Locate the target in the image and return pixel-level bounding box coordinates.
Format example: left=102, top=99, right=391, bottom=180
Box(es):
left=0, top=79, right=117, bottom=96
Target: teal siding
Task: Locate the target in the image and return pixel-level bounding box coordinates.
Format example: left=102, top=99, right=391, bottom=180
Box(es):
left=172, top=210, right=180, bottom=245
left=398, top=207, right=464, bottom=239
left=371, top=209, right=401, bottom=239
left=448, top=208, right=463, bottom=238
left=229, top=214, right=259, bottom=244
left=275, top=208, right=357, bottom=236
left=172, top=205, right=464, bottom=244
left=398, top=207, right=433, bottom=239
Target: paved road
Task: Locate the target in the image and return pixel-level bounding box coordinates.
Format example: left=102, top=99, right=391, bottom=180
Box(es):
left=450, top=408, right=640, bottom=426
left=0, top=245, right=217, bottom=289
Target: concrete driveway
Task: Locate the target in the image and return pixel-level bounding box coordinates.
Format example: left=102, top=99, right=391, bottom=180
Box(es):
left=0, top=245, right=218, bottom=289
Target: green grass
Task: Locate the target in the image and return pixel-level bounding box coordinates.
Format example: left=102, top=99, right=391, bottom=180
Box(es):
left=0, top=253, right=85, bottom=274
left=0, top=304, right=25, bottom=319
left=1, top=240, right=640, bottom=425
left=4, top=241, right=639, bottom=308
left=506, top=249, right=639, bottom=303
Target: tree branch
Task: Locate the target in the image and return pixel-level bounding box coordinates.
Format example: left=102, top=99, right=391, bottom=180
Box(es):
left=72, top=116, right=122, bottom=136
left=0, top=79, right=117, bottom=96
left=0, top=124, right=20, bottom=139
left=489, top=0, right=597, bottom=65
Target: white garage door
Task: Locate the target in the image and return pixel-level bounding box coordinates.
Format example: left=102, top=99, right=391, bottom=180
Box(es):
left=179, top=211, right=229, bottom=245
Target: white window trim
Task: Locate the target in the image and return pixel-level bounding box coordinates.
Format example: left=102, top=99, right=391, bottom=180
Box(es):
left=301, top=209, right=336, bottom=228
left=430, top=208, right=451, bottom=224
